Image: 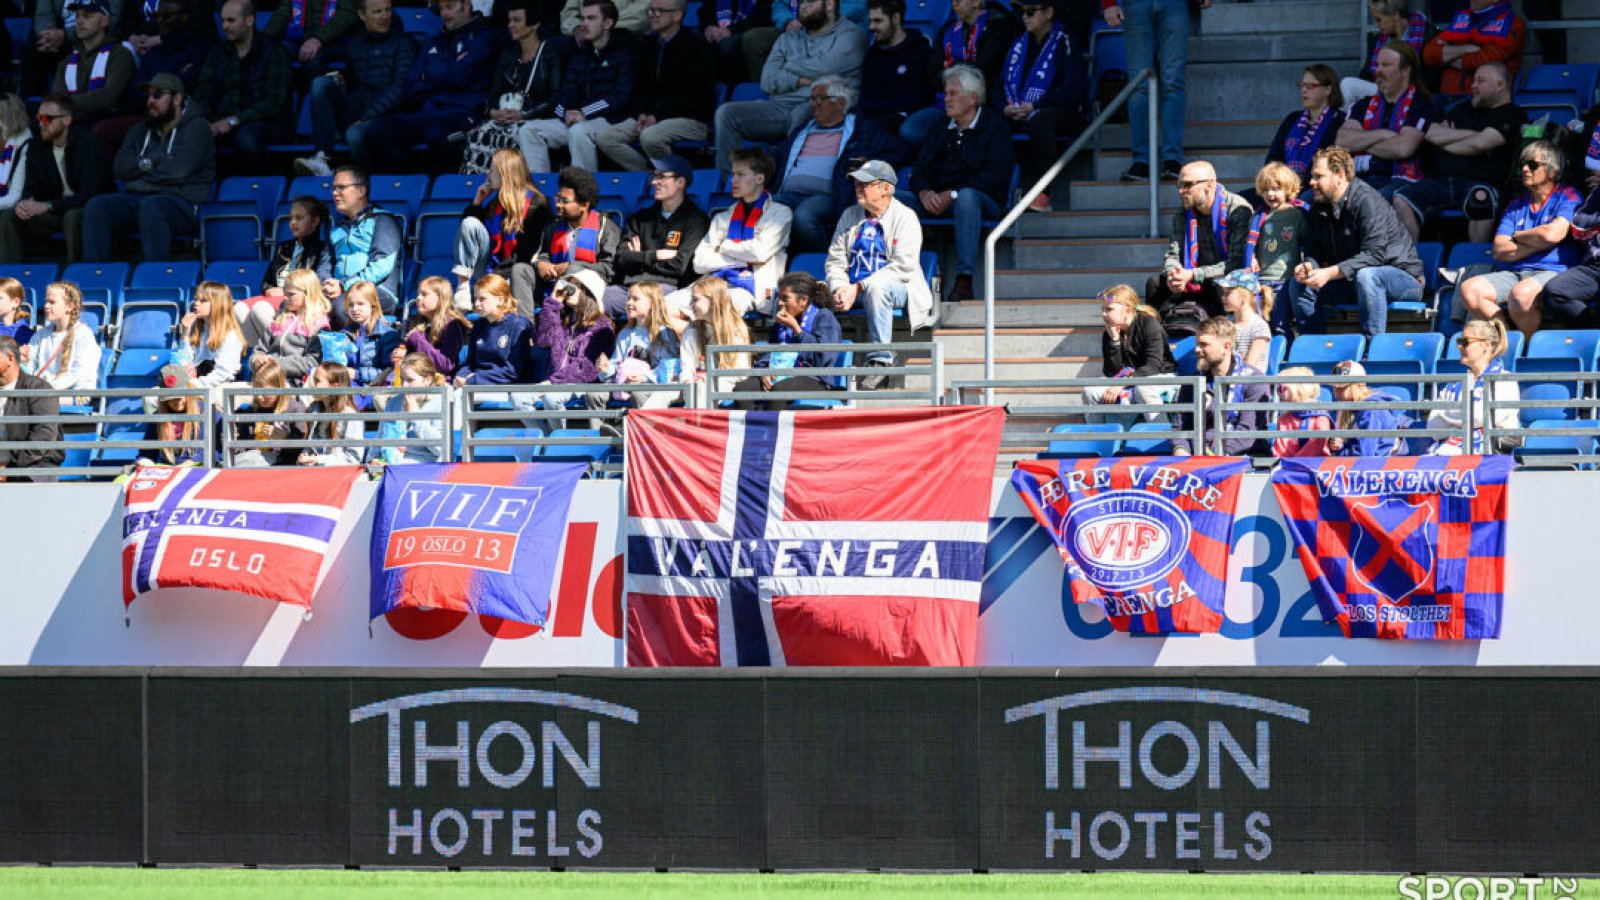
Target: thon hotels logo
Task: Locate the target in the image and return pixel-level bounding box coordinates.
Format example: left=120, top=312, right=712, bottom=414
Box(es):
left=1003, top=687, right=1310, bottom=865
left=349, top=688, right=639, bottom=862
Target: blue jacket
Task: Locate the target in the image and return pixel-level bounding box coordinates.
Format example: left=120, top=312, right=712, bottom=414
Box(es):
left=775, top=113, right=909, bottom=219
left=755, top=305, right=841, bottom=370
left=405, top=14, right=495, bottom=117
left=556, top=30, right=637, bottom=121
left=330, top=204, right=404, bottom=313
left=343, top=22, right=419, bottom=121
left=1335, top=391, right=1411, bottom=458
left=344, top=316, right=401, bottom=386
left=459, top=313, right=537, bottom=386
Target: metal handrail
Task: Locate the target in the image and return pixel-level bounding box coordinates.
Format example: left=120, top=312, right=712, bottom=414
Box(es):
left=707, top=342, right=944, bottom=407
left=1484, top=372, right=1600, bottom=466
left=0, top=387, right=210, bottom=480
left=459, top=382, right=693, bottom=474
left=1210, top=373, right=1473, bottom=457
left=219, top=385, right=452, bottom=466
left=981, top=67, right=1159, bottom=405
left=946, top=375, right=1206, bottom=456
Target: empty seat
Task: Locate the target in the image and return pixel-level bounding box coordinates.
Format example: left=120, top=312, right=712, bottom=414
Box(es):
left=1286, top=333, right=1366, bottom=374
left=1041, top=423, right=1122, bottom=458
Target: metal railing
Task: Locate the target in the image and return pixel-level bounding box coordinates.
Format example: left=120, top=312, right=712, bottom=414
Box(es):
left=981, top=67, right=1159, bottom=405
left=706, top=342, right=944, bottom=408
left=947, top=375, right=1205, bottom=460
left=1210, top=372, right=1473, bottom=458
left=0, top=387, right=210, bottom=480
left=219, top=385, right=452, bottom=467
left=1485, top=372, right=1600, bottom=469
left=459, top=382, right=693, bottom=475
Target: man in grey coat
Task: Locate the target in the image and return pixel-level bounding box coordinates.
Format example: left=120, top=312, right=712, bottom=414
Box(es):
left=712, top=0, right=867, bottom=172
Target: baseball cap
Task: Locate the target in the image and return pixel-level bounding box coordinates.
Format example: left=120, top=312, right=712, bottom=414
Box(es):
left=651, top=155, right=694, bottom=181
left=1332, top=359, right=1366, bottom=377
left=159, top=363, right=195, bottom=390
left=1216, top=269, right=1261, bottom=294
left=564, top=269, right=609, bottom=305
left=68, top=0, right=111, bottom=14
left=140, top=72, right=186, bottom=95
left=848, top=160, right=897, bottom=186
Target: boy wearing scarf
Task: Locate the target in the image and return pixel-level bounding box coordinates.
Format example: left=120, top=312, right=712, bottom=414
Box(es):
left=1422, top=0, right=1525, bottom=96
left=689, top=148, right=793, bottom=316
left=1146, top=159, right=1252, bottom=331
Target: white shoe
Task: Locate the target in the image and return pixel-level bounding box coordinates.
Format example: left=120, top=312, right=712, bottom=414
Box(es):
left=293, top=151, right=332, bottom=176
left=453, top=280, right=473, bottom=311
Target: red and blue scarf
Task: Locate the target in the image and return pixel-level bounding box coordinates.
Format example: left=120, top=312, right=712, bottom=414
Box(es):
left=64, top=47, right=111, bottom=93
left=0, top=143, right=16, bottom=194
left=1586, top=119, right=1600, bottom=172
left=714, top=0, right=756, bottom=27
left=1002, top=25, right=1067, bottom=107
left=943, top=10, right=987, bottom=68
left=1443, top=0, right=1514, bottom=38
left=550, top=209, right=601, bottom=265
left=1243, top=199, right=1307, bottom=270
left=1282, top=107, right=1333, bottom=175
left=486, top=190, right=536, bottom=269
left=1182, top=189, right=1229, bottom=287
left=1367, top=11, right=1428, bottom=74
left=715, top=193, right=767, bottom=294
left=1362, top=85, right=1422, bottom=181
left=287, top=0, right=338, bottom=41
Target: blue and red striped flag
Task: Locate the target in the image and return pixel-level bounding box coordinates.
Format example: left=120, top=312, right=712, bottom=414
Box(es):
left=624, top=406, right=1005, bottom=666
left=1011, top=457, right=1250, bottom=634
left=1271, top=456, right=1510, bottom=639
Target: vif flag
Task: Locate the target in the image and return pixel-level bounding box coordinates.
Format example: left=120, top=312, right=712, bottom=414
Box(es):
left=625, top=406, right=1004, bottom=666
left=122, top=465, right=359, bottom=610
left=370, top=462, right=585, bottom=626
left=1271, top=456, right=1510, bottom=639
left=1011, top=457, right=1250, bottom=634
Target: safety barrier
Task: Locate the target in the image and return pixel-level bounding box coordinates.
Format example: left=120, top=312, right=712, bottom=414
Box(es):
left=1210, top=372, right=1473, bottom=458
left=947, top=375, right=1205, bottom=463
left=219, top=384, right=453, bottom=468
left=706, top=341, right=944, bottom=408
left=0, top=387, right=209, bottom=480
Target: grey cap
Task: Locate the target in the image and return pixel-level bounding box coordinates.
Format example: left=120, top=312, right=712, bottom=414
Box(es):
left=140, top=72, right=186, bottom=95
left=848, top=159, right=897, bottom=186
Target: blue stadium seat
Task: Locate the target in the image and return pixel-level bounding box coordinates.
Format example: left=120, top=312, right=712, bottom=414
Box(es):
left=1089, top=24, right=1127, bottom=105
left=409, top=257, right=458, bottom=302
left=57, top=430, right=97, bottom=482
left=370, top=173, right=430, bottom=225
left=788, top=252, right=826, bottom=279
left=731, top=82, right=768, bottom=102
left=287, top=174, right=335, bottom=204
left=690, top=169, right=722, bottom=208
left=413, top=203, right=462, bottom=261
left=0, top=263, right=58, bottom=306
left=1445, top=241, right=1494, bottom=272
left=1518, top=418, right=1600, bottom=465
left=116, top=301, right=182, bottom=350
left=263, top=97, right=314, bottom=154
left=532, top=172, right=559, bottom=199
left=200, top=204, right=266, bottom=263
left=1366, top=332, right=1444, bottom=374
left=539, top=428, right=610, bottom=464
left=62, top=262, right=130, bottom=311
left=132, top=261, right=202, bottom=302
left=205, top=260, right=270, bottom=294
left=78, top=301, right=108, bottom=335
left=1516, top=64, right=1598, bottom=121
left=1042, top=423, right=1122, bottom=458
left=1286, top=333, right=1366, bottom=374
left=706, top=190, right=736, bottom=214
left=1169, top=335, right=1196, bottom=375
left=904, top=0, right=947, bottom=27
left=431, top=173, right=487, bottom=201
left=1265, top=333, right=1286, bottom=375
left=1119, top=421, right=1174, bottom=456
left=1518, top=381, right=1575, bottom=427
left=396, top=6, right=438, bottom=36
left=1525, top=330, right=1600, bottom=372
left=4, top=18, right=29, bottom=65
left=105, top=348, right=172, bottom=389
left=1415, top=241, right=1445, bottom=295
left=470, top=427, right=543, bottom=463
left=595, top=171, right=650, bottom=216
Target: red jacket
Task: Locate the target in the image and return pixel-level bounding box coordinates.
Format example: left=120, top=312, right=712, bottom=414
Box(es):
left=1423, top=3, right=1525, bottom=95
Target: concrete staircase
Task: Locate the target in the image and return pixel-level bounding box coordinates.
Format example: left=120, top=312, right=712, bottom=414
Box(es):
left=932, top=0, right=1364, bottom=412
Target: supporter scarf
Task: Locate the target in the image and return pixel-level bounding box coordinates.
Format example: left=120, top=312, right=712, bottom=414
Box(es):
left=714, top=0, right=755, bottom=27
left=64, top=47, right=111, bottom=93
left=1002, top=25, right=1067, bottom=107
left=287, top=0, right=338, bottom=42
left=943, top=10, right=986, bottom=68
left=1437, top=356, right=1507, bottom=453
left=1181, top=188, right=1228, bottom=287
left=1242, top=198, right=1307, bottom=270
left=486, top=190, right=536, bottom=269
left=1367, top=12, right=1428, bottom=74
left=550, top=209, right=601, bottom=265
left=1362, top=85, right=1422, bottom=181
left=714, top=192, right=768, bottom=294
left=847, top=217, right=891, bottom=284
left=142, top=0, right=159, bottom=19
left=775, top=304, right=817, bottom=345
left=1586, top=120, right=1600, bottom=171
left=1282, top=106, right=1333, bottom=175
left=1444, top=0, right=1514, bottom=38
left=0, top=143, right=15, bottom=194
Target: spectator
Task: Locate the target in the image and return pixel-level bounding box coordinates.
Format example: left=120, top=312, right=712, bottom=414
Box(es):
left=1343, top=0, right=1431, bottom=109
left=1393, top=60, right=1524, bottom=245
left=1336, top=39, right=1434, bottom=201
left=1296, top=146, right=1424, bottom=338
left=595, top=280, right=683, bottom=406
left=1000, top=0, right=1088, bottom=212
left=0, top=94, right=113, bottom=266
left=0, top=278, right=32, bottom=346
left=262, top=0, right=360, bottom=68
left=24, top=281, right=101, bottom=393
left=180, top=281, right=246, bottom=393
left=454, top=273, right=538, bottom=390
left=685, top=148, right=791, bottom=316
left=697, top=0, right=775, bottom=85
left=1265, top=65, right=1345, bottom=185
left=323, top=164, right=404, bottom=318
left=261, top=195, right=334, bottom=298
left=1082, top=283, right=1177, bottom=425
left=591, top=0, right=716, bottom=172
left=1216, top=268, right=1270, bottom=372
left=1245, top=163, right=1308, bottom=342
left=1171, top=316, right=1268, bottom=456
left=1146, top=159, right=1251, bottom=332
left=397, top=276, right=471, bottom=381
left=0, top=334, right=65, bottom=478
left=131, top=0, right=215, bottom=93
left=1270, top=366, right=1333, bottom=458
left=1427, top=317, right=1520, bottom=455
left=22, top=0, right=124, bottom=99
left=611, top=155, right=711, bottom=317
left=730, top=270, right=842, bottom=409
left=525, top=166, right=622, bottom=313
left=244, top=268, right=329, bottom=382
left=1325, top=359, right=1408, bottom=457
left=827, top=159, right=930, bottom=387
left=292, top=0, right=417, bottom=177
left=900, top=0, right=1012, bottom=148
left=1531, top=182, right=1600, bottom=331
left=680, top=275, right=751, bottom=392
left=453, top=148, right=551, bottom=306
left=1464, top=142, right=1582, bottom=336
left=898, top=64, right=1013, bottom=302
left=360, top=0, right=493, bottom=173
left=774, top=0, right=868, bottom=32
left=231, top=356, right=307, bottom=467
left=191, top=0, right=294, bottom=171
left=858, top=0, right=932, bottom=137
left=48, top=1, right=135, bottom=138
left=296, top=362, right=365, bottom=466
left=712, top=0, right=867, bottom=172
left=772, top=75, right=905, bottom=252
left=1103, top=0, right=1202, bottom=182
left=454, top=0, right=559, bottom=176
left=137, top=366, right=204, bottom=468
left=338, top=281, right=399, bottom=386
left=560, top=0, right=648, bottom=34
left=532, top=268, right=615, bottom=430
left=382, top=352, right=447, bottom=464
left=82, top=73, right=215, bottom=263
left=518, top=0, right=637, bottom=173
left=1422, top=0, right=1524, bottom=98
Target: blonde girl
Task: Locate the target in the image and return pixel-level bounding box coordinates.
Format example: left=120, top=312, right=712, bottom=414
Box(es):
left=0, top=277, right=32, bottom=346
left=182, top=281, right=246, bottom=389
left=396, top=275, right=470, bottom=380
left=246, top=268, right=331, bottom=382
left=1271, top=366, right=1332, bottom=457
left=25, top=281, right=101, bottom=392
left=681, top=276, right=750, bottom=392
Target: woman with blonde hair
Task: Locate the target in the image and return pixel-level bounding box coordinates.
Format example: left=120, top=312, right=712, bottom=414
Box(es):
left=246, top=268, right=331, bottom=381
left=1326, top=360, right=1409, bottom=457
left=381, top=352, right=450, bottom=464
left=395, top=275, right=472, bottom=381
left=1084, top=284, right=1176, bottom=424
left=681, top=276, right=751, bottom=394
left=1427, top=318, right=1521, bottom=455
left=231, top=357, right=308, bottom=467
left=453, top=149, right=550, bottom=307
left=1271, top=366, right=1333, bottom=457
left=0, top=93, right=32, bottom=213
left=25, top=281, right=101, bottom=392
left=181, top=281, right=246, bottom=389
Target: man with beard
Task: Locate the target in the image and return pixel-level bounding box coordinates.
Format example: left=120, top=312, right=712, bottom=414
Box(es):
left=48, top=1, right=135, bottom=135
left=1295, top=146, right=1423, bottom=338
left=1169, top=316, right=1269, bottom=457
left=82, top=73, right=215, bottom=262
left=712, top=0, right=866, bottom=173
left=519, top=166, right=622, bottom=312
left=1144, top=159, right=1251, bottom=331
left=856, top=0, right=931, bottom=137
left=130, top=0, right=215, bottom=94
left=1391, top=61, right=1524, bottom=244
left=1335, top=39, right=1436, bottom=201
left=0, top=94, right=111, bottom=264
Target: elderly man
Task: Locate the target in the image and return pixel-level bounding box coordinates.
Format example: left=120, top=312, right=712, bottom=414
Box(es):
left=1170, top=316, right=1269, bottom=457
left=772, top=75, right=906, bottom=253
left=0, top=335, right=64, bottom=481
left=1392, top=61, right=1524, bottom=244
left=712, top=0, right=867, bottom=173
left=1422, top=0, right=1525, bottom=97
left=1295, top=146, right=1424, bottom=338
left=589, top=0, right=715, bottom=172
left=83, top=72, right=215, bottom=262
left=1336, top=39, right=1436, bottom=201
left=520, top=0, right=636, bottom=173
left=1145, top=159, right=1252, bottom=333
left=826, top=160, right=932, bottom=389
left=899, top=0, right=1013, bottom=148
left=896, top=64, right=1012, bottom=302
left=322, top=164, right=405, bottom=318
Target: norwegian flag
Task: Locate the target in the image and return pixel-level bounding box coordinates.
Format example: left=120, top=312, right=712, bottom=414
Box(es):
left=122, top=465, right=360, bottom=611
left=624, top=406, right=1005, bottom=666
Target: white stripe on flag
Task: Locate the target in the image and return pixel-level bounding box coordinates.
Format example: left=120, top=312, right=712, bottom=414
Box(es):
left=757, top=586, right=787, bottom=666
left=157, top=525, right=334, bottom=555
left=762, top=520, right=989, bottom=543
left=759, top=575, right=982, bottom=603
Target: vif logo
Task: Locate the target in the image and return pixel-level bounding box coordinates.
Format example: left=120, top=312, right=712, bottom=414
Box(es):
left=350, top=688, right=639, bottom=862
left=1004, top=687, right=1310, bottom=864
left=1061, top=491, right=1189, bottom=591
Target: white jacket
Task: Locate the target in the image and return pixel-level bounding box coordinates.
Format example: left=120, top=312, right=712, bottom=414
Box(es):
left=825, top=198, right=934, bottom=332
left=27, top=320, right=101, bottom=392
left=1427, top=370, right=1521, bottom=454
left=693, top=199, right=793, bottom=312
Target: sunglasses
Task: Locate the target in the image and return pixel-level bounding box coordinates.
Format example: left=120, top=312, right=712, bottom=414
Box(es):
left=1178, top=178, right=1212, bottom=190
left=34, top=113, right=63, bottom=124
left=1456, top=336, right=1487, bottom=348
left=1018, top=5, right=1048, bottom=14
left=1521, top=159, right=1544, bottom=171
left=1333, top=362, right=1357, bottom=376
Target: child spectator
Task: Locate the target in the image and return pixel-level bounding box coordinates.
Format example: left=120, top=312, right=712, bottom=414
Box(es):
left=339, top=281, right=399, bottom=386
left=382, top=352, right=448, bottom=464
left=1217, top=269, right=1272, bottom=373
left=24, top=281, right=101, bottom=393
left=180, top=281, right=246, bottom=393
left=454, top=273, right=537, bottom=389
left=1247, top=162, right=1307, bottom=338
left=681, top=275, right=751, bottom=394
left=245, top=269, right=330, bottom=382
left=397, top=276, right=470, bottom=381
left=232, top=356, right=307, bottom=467
left=1326, top=359, right=1409, bottom=457
left=595, top=280, right=682, bottom=410
left=299, top=362, right=366, bottom=466
left=1271, top=366, right=1333, bottom=458
left=0, top=277, right=34, bottom=346
left=1082, top=283, right=1176, bottom=425
left=731, top=270, right=844, bottom=410
left=261, top=196, right=334, bottom=299
left=1427, top=317, right=1520, bottom=455
left=137, top=364, right=205, bottom=467
left=533, top=268, right=615, bottom=431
